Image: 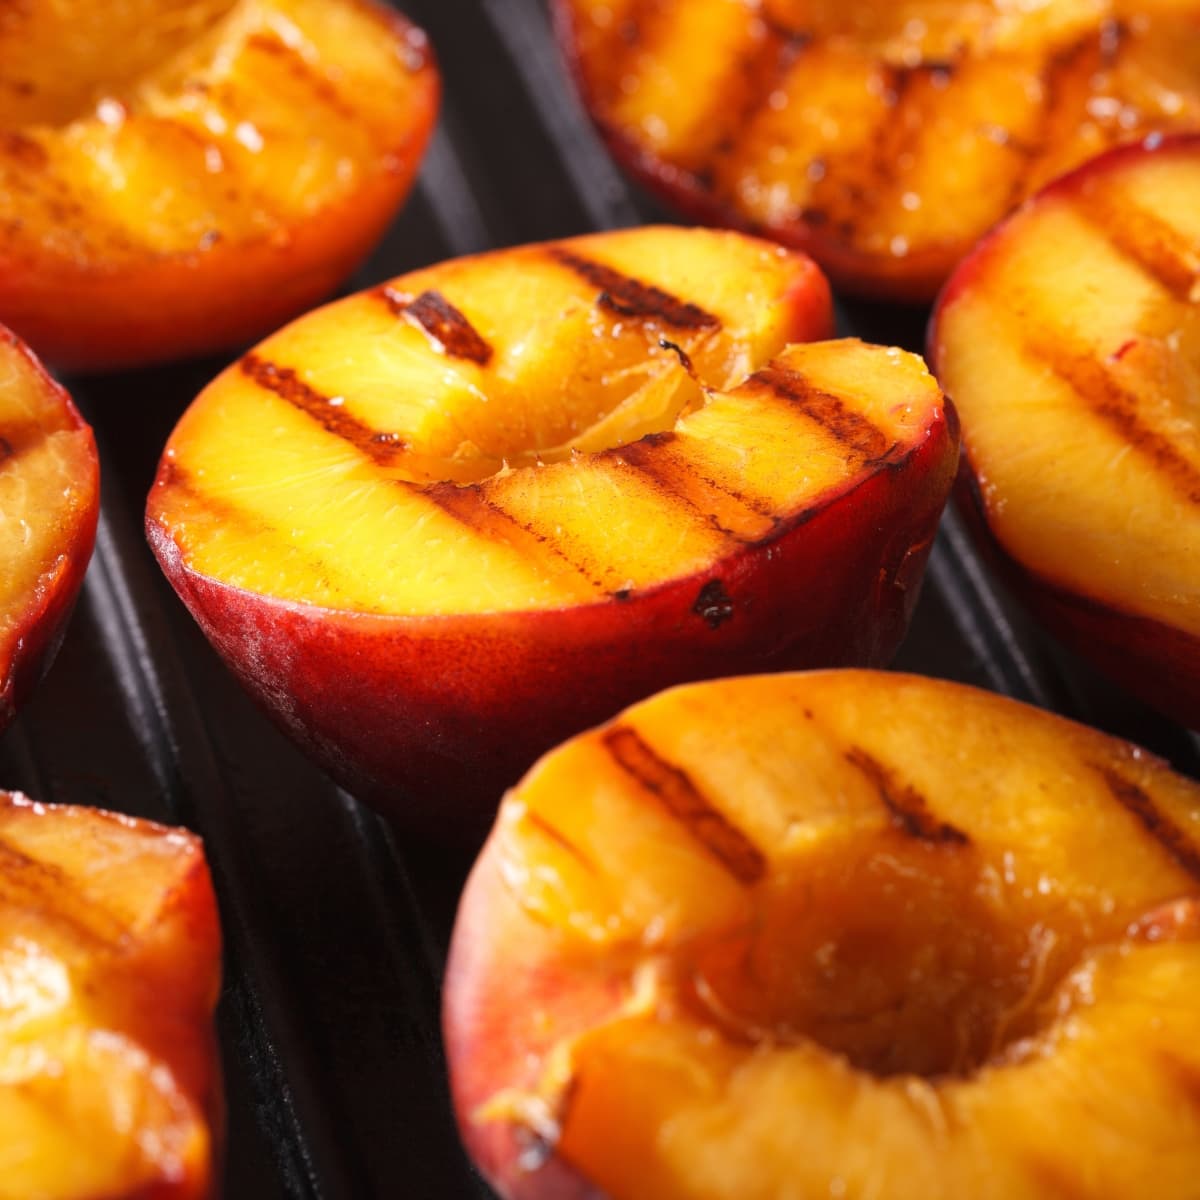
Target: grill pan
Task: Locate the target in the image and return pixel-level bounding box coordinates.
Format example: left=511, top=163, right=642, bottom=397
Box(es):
left=2, top=1, right=1197, bottom=1196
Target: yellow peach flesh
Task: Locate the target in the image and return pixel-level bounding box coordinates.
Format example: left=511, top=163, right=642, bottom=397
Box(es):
left=935, top=143, right=1200, bottom=636
left=453, top=671, right=1200, bottom=1199
left=0, top=338, right=95, bottom=681
left=149, top=229, right=957, bottom=619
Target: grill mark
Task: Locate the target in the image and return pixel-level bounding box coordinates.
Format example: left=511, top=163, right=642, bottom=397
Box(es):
left=576, top=0, right=667, bottom=110
left=153, top=460, right=384, bottom=602
left=1007, top=34, right=1103, bottom=206
left=523, top=810, right=597, bottom=875
left=378, top=287, right=494, bottom=365
left=1029, top=344, right=1200, bottom=504
left=245, top=31, right=360, bottom=123
left=423, top=482, right=609, bottom=595
left=0, top=415, right=49, bottom=465
left=749, top=366, right=893, bottom=461
left=0, top=130, right=47, bottom=169
left=0, top=836, right=123, bottom=948
left=611, top=436, right=763, bottom=543
left=240, top=354, right=408, bottom=468
left=1159, top=1052, right=1200, bottom=1112
left=672, top=12, right=801, bottom=189
left=1075, top=196, right=1200, bottom=304
left=1095, top=765, right=1200, bottom=882
left=603, top=726, right=766, bottom=884
left=548, top=246, right=721, bottom=331
left=845, top=748, right=970, bottom=845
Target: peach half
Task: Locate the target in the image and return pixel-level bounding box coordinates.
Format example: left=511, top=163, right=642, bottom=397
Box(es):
left=146, top=226, right=958, bottom=838
left=555, top=0, right=1200, bottom=300
left=0, top=791, right=222, bottom=1200
left=0, top=328, right=98, bottom=732
left=931, top=133, right=1200, bottom=727
left=0, top=0, right=438, bottom=371
left=444, top=670, right=1200, bottom=1200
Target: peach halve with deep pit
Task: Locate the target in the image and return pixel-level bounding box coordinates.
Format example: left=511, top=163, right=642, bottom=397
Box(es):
left=0, top=0, right=438, bottom=370
left=931, top=133, right=1200, bottom=727
left=0, top=327, right=98, bottom=732
left=445, top=670, right=1200, bottom=1200
left=146, top=226, right=958, bottom=837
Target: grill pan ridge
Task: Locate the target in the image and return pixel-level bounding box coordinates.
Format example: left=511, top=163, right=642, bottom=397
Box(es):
left=2, top=1, right=1197, bottom=1196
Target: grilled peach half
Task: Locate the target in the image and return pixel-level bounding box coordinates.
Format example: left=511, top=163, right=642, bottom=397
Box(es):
left=931, top=134, right=1200, bottom=727
left=0, top=328, right=98, bottom=732
left=0, top=791, right=222, bottom=1200
left=445, top=670, right=1200, bottom=1200
left=556, top=0, right=1200, bottom=300
left=146, top=226, right=958, bottom=838
left=0, top=0, right=438, bottom=371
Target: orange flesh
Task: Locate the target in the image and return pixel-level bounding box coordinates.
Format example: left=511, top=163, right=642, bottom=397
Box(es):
left=150, top=227, right=951, bottom=617
left=562, top=0, right=1200, bottom=293
left=935, top=141, right=1200, bottom=637
left=0, top=0, right=435, bottom=266
left=471, top=671, right=1200, bottom=1198
left=0, top=336, right=96, bottom=682
left=0, top=793, right=220, bottom=1199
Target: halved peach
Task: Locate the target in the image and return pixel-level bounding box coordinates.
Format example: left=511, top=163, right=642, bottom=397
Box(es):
left=0, top=0, right=438, bottom=371
left=145, top=226, right=959, bottom=837
left=444, top=670, right=1200, bottom=1200
left=0, top=328, right=98, bottom=732
left=555, top=0, right=1200, bottom=300
left=930, top=133, right=1200, bottom=727
left=0, top=791, right=222, bottom=1199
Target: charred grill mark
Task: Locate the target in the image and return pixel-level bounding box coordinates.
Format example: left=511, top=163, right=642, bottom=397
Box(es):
left=240, top=354, right=407, bottom=468
left=1160, top=1052, right=1200, bottom=1112
left=603, top=725, right=766, bottom=884
left=548, top=247, right=721, bottom=331
left=378, top=287, right=493, bottom=365
left=1007, top=34, right=1102, bottom=206
left=523, top=810, right=597, bottom=875
left=0, top=415, right=48, bottom=465
left=153, top=459, right=354, bottom=594
left=611, top=436, right=761, bottom=543
left=683, top=15, right=804, bottom=194
left=845, top=748, right=970, bottom=845
left=580, top=0, right=666, bottom=109
left=0, top=837, right=122, bottom=947
left=751, top=366, right=893, bottom=461
left=1030, top=344, right=1200, bottom=504
left=423, top=482, right=608, bottom=594
left=0, top=130, right=47, bottom=169
left=1096, top=765, right=1200, bottom=882
left=245, top=31, right=359, bottom=123
left=1075, top=198, right=1200, bottom=304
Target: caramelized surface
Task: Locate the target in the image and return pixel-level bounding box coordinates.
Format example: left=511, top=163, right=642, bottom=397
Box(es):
left=0, top=792, right=220, bottom=1199
left=558, top=0, right=1200, bottom=296
left=453, top=671, right=1200, bottom=1199
left=934, top=137, right=1200, bottom=637
left=0, top=0, right=434, bottom=266
left=0, top=332, right=97, bottom=704
left=147, top=227, right=956, bottom=618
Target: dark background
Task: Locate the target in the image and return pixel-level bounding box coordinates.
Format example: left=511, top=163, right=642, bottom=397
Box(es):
left=2, top=1, right=1195, bottom=1196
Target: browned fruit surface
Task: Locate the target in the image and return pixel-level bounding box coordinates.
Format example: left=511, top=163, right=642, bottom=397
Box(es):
left=0, top=0, right=439, bottom=370
left=146, top=226, right=961, bottom=834
left=445, top=670, right=1200, bottom=1200
left=930, top=132, right=1200, bottom=727
left=0, top=328, right=98, bottom=731
left=0, top=791, right=222, bottom=1199
left=556, top=0, right=1200, bottom=299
